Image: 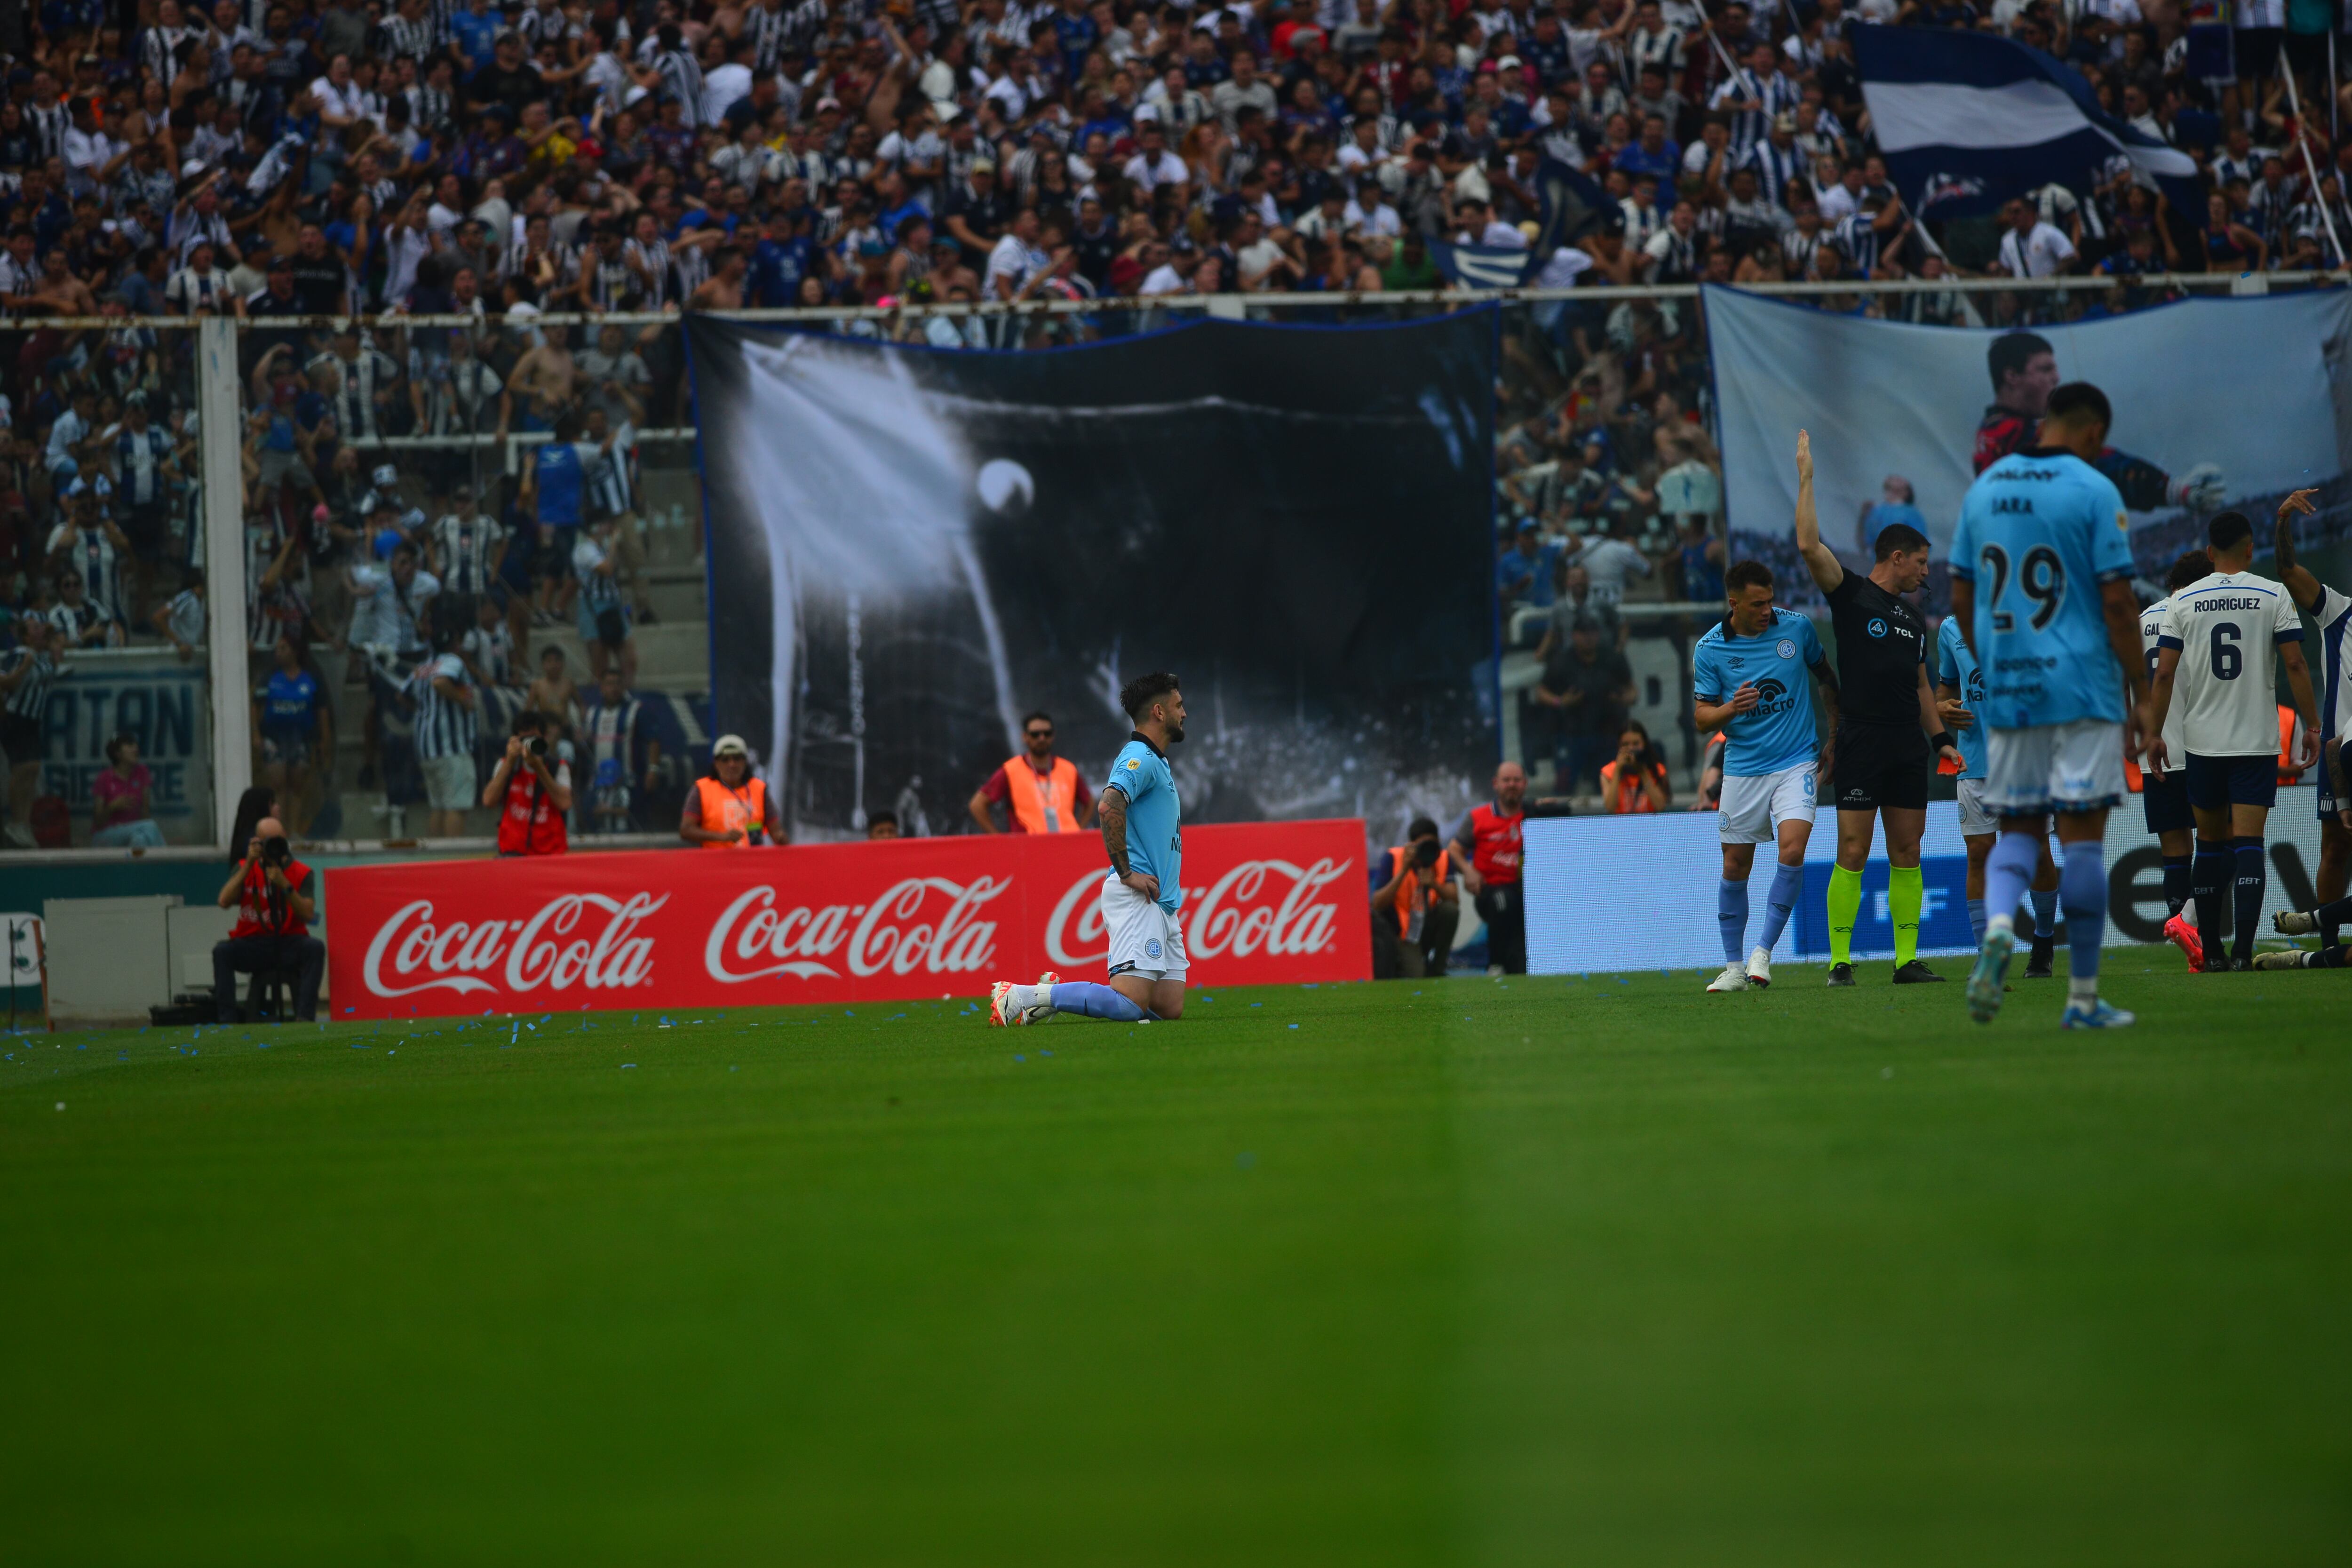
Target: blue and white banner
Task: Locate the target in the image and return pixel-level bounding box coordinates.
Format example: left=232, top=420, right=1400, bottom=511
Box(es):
left=1524, top=789, right=2333, bottom=974
left=1707, top=286, right=2352, bottom=563
left=1854, top=27, right=2201, bottom=217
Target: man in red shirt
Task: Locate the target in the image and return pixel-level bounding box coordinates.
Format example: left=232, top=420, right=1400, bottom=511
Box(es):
left=210, top=817, right=325, bottom=1022
left=967, top=710, right=1097, bottom=834
left=1454, top=760, right=1529, bottom=976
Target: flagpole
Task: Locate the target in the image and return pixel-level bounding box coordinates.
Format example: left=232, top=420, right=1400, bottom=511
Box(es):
left=2279, top=51, right=2345, bottom=266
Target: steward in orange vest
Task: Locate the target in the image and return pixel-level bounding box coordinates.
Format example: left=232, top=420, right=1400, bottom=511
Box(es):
left=1371, top=820, right=1462, bottom=979
left=968, top=712, right=1097, bottom=833
left=682, top=734, right=785, bottom=848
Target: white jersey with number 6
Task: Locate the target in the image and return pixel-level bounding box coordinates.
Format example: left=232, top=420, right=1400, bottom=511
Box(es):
left=2154, top=570, right=2302, bottom=756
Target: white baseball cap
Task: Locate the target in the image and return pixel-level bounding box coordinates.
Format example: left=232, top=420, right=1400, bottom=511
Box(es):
left=712, top=733, right=749, bottom=758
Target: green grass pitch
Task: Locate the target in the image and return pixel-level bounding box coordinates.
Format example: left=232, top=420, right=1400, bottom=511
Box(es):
left=5, top=955, right=2349, bottom=1566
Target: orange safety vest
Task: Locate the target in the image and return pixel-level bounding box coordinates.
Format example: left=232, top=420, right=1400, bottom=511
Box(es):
left=1005, top=754, right=1083, bottom=833
left=1383, top=844, right=1451, bottom=934
left=693, top=775, right=769, bottom=848
left=1598, top=759, right=1666, bottom=813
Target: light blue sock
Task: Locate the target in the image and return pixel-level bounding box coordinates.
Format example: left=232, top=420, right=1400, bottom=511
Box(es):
left=1757, top=861, right=1805, bottom=952
left=1046, top=981, right=1149, bottom=1022
left=1717, top=878, right=1749, bottom=964
left=2061, top=840, right=2106, bottom=982
left=1967, top=898, right=1986, bottom=947
left=2029, top=888, right=2058, bottom=939
left=1984, top=832, right=2038, bottom=934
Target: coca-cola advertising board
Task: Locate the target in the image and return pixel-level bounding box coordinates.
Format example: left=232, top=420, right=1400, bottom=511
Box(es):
left=327, top=820, right=1369, bottom=1019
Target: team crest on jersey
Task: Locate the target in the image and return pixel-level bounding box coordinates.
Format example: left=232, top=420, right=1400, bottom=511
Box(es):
left=1144, top=938, right=1162, bottom=959
left=1775, top=638, right=1795, bottom=660
left=1867, top=617, right=1889, bottom=638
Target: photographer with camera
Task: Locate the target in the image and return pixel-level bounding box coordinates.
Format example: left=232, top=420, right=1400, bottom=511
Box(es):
left=1370, top=817, right=1461, bottom=979
left=484, top=708, right=572, bottom=856
left=211, top=817, right=325, bottom=1023
left=682, top=733, right=786, bottom=848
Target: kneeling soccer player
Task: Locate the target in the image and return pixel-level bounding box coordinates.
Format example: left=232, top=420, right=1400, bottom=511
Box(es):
left=992, top=672, right=1189, bottom=1025
left=1692, top=555, right=1841, bottom=992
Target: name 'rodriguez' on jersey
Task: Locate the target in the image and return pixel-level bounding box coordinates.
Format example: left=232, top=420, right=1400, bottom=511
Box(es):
left=1948, top=448, right=2137, bottom=729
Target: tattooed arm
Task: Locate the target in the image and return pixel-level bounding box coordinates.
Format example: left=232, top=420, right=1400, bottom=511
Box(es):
left=2276, top=487, right=2323, bottom=613
left=1100, top=787, right=1159, bottom=900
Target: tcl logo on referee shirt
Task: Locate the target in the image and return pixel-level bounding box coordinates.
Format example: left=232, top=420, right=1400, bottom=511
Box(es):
left=330, top=823, right=1370, bottom=1018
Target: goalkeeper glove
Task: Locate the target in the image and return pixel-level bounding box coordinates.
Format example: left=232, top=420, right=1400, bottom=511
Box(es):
left=2168, top=462, right=2226, bottom=511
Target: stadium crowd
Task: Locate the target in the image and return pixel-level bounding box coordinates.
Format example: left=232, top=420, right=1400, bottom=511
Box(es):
left=0, top=0, right=2343, bottom=840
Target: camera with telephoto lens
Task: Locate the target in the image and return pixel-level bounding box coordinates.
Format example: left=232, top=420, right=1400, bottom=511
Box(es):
left=260, top=836, right=291, bottom=867
left=1412, top=837, right=1440, bottom=868
left=527, top=735, right=548, bottom=757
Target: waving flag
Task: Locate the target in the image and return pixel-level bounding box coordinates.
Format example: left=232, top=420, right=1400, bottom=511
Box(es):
left=1430, top=159, right=1616, bottom=289
left=1429, top=240, right=1535, bottom=289
left=1855, top=28, right=2200, bottom=219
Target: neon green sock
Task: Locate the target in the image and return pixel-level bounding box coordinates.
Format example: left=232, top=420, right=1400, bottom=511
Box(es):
left=1827, top=863, right=1864, bottom=965
left=1888, top=864, right=1924, bottom=967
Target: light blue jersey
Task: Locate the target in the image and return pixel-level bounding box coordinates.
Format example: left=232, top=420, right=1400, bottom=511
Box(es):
left=1692, top=607, right=1826, bottom=776
left=1948, top=449, right=2134, bottom=728
left=1934, top=615, right=1989, bottom=779
left=1105, top=735, right=1182, bottom=913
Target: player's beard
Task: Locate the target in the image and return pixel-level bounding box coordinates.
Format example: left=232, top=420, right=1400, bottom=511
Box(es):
left=1166, top=720, right=1185, bottom=743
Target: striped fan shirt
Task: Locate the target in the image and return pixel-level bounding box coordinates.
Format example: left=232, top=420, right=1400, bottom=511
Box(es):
left=410, top=652, right=477, bottom=759
left=2, top=645, right=58, bottom=720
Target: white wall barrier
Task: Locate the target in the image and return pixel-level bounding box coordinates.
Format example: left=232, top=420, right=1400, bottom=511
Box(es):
left=1525, top=788, right=2331, bottom=974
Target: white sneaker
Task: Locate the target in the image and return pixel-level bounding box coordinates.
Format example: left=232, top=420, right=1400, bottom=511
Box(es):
left=3, top=821, right=32, bottom=848
left=1486, top=963, right=1505, bottom=978
left=1745, top=946, right=1772, bottom=988
left=1707, top=962, right=1750, bottom=993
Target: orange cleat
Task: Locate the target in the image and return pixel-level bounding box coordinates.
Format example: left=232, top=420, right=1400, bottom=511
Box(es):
left=2162, top=914, right=2206, bottom=971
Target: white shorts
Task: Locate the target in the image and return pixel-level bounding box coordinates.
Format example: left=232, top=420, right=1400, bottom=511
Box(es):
left=1102, top=873, right=1188, bottom=982
left=421, top=751, right=477, bottom=812
left=1718, top=763, right=1818, bottom=845
left=1983, top=719, right=2127, bottom=816
left=1956, top=776, right=1997, bottom=837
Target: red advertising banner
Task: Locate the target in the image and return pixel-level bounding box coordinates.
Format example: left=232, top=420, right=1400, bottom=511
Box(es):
left=326, top=820, right=1370, bottom=1019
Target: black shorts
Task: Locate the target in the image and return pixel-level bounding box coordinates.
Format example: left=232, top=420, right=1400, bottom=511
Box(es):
left=2185, top=751, right=2276, bottom=812
left=0, top=711, right=40, bottom=764
left=1831, top=720, right=1929, bottom=812
left=2142, top=769, right=2194, bottom=836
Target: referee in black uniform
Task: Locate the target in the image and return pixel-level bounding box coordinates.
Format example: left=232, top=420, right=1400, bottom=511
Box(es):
left=1794, top=430, right=1963, bottom=986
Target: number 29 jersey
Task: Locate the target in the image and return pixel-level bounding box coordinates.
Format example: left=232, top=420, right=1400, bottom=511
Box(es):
left=1949, top=447, right=2136, bottom=729
left=2153, top=571, right=2302, bottom=756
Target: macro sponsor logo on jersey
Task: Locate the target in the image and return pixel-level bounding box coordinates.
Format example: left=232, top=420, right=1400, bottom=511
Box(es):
left=1746, top=675, right=1799, bottom=721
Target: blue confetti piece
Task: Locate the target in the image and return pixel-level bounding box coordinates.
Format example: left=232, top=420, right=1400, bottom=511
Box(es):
left=1250, top=1003, right=1263, bottom=1008
left=844, top=1011, right=855, bottom=1018
left=1014, top=1054, right=1025, bottom=1062
left=621, top=1063, right=637, bottom=1069
left=1289, top=1023, right=1300, bottom=1030
left=343, top=1007, right=355, bottom=1015
left=540, top=1014, right=552, bottom=1023
left=1040, top=1049, right=1053, bottom=1056
left=890, top=1013, right=906, bottom=1020
left=1302, top=983, right=1318, bottom=989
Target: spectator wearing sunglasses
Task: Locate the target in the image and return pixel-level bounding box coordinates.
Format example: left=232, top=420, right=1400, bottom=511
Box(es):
left=968, top=711, right=1098, bottom=835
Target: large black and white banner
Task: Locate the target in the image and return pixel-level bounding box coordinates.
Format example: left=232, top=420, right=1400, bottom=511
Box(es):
left=687, top=313, right=1497, bottom=838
